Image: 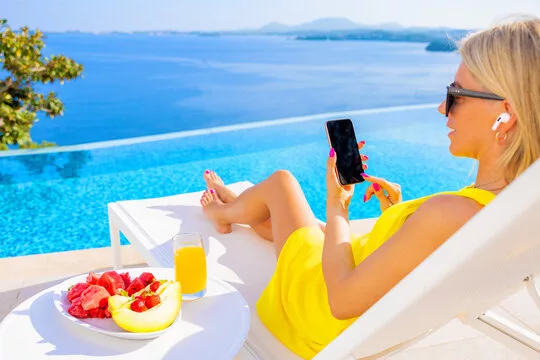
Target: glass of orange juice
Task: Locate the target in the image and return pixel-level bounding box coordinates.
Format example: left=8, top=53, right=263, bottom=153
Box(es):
left=173, top=232, right=207, bottom=301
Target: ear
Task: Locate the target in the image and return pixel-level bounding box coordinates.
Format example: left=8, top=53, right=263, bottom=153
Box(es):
left=500, top=100, right=518, bottom=132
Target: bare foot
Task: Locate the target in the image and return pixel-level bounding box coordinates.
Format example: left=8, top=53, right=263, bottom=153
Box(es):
left=203, top=170, right=237, bottom=203
left=202, top=170, right=274, bottom=241
left=200, top=189, right=232, bottom=234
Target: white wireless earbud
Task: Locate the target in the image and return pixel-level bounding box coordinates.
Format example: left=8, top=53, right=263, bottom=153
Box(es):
left=492, top=113, right=511, bottom=131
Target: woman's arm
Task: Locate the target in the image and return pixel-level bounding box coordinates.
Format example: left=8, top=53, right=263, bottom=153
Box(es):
left=322, top=194, right=482, bottom=320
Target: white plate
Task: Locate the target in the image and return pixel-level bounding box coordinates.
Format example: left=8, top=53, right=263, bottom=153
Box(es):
left=52, top=267, right=182, bottom=340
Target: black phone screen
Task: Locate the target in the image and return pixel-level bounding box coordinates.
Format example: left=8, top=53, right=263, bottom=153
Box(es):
left=326, top=119, right=364, bottom=185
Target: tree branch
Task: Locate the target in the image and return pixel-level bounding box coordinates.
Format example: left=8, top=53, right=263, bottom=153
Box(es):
left=30, top=66, right=46, bottom=73
left=0, top=79, right=13, bottom=94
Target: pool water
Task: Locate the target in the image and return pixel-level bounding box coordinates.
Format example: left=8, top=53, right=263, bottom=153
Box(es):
left=0, top=106, right=474, bottom=258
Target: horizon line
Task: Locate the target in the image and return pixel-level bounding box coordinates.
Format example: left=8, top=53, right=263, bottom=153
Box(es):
left=12, top=17, right=474, bottom=34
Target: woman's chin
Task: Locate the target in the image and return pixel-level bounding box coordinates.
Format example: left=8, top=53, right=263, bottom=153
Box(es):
left=448, top=142, right=472, bottom=158
left=448, top=141, right=463, bottom=157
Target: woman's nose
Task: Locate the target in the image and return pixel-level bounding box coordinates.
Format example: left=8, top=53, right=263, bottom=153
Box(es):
left=438, top=99, right=446, bottom=116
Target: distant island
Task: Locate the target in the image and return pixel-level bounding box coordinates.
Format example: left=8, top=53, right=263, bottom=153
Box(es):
left=225, top=18, right=469, bottom=52
left=269, top=18, right=467, bottom=52
left=425, top=39, right=459, bottom=52
left=294, top=29, right=464, bottom=52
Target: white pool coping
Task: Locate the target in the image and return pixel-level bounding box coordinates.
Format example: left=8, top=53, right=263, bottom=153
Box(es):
left=0, top=103, right=438, bottom=157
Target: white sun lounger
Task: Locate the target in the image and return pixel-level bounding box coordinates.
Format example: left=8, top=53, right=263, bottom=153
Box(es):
left=108, top=158, right=540, bottom=359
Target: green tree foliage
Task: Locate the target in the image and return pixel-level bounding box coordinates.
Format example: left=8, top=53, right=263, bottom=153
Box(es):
left=0, top=19, right=83, bottom=150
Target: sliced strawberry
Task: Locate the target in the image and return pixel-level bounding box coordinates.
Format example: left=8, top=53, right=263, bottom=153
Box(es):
left=97, top=309, right=107, bottom=318
left=130, top=298, right=147, bottom=312
left=80, top=285, right=110, bottom=311
left=67, top=283, right=90, bottom=303
left=138, top=272, right=156, bottom=286
left=68, top=304, right=89, bottom=319
left=126, top=278, right=145, bottom=296
left=86, top=272, right=101, bottom=285
left=98, top=271, right=126, bottom=296
left=119, top=272, right=131, bottom=288
left=149, top=281, right=161, bottom=293
left=144, top=294, right=161, bottom=309
left=104, top=308, right=111, bottom=318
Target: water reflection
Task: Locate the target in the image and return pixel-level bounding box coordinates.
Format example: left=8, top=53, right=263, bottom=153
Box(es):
left=0, top=150, right=92, bottom=184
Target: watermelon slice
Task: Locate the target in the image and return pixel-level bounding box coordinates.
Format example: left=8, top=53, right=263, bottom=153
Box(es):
left=138, top=272, right=156, bottom=286
left=88, top=308, right=100, bottom=318
left=126, top=277, right=145, bottom=296
left=68, top=304, right=89, bottom=319
left=71, top=296, right=82, bottom=306
left=80, top=285, right=111, bottom=311
left=67, top=283, right=90, bottom=303
left=86, top=272, right=101, bottom=285
left=98, top=271, right=126, bottom=296
left=120, top=272, right=131, bottom=288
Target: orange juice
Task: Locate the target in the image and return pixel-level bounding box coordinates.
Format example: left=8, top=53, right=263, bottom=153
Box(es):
left=174, top=246, right=207, bottom=295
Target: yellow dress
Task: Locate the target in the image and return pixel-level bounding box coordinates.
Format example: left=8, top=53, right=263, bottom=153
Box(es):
left=256, top=186, right=495, bottom=359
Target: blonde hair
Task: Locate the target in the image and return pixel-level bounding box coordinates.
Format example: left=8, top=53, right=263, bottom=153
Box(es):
left=459, top=16, right=540, bottom=183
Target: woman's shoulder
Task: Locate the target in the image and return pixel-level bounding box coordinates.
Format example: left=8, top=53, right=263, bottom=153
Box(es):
left=413, top=193, right=484, bottom=230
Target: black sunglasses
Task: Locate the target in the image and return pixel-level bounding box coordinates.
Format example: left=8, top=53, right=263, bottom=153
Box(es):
left=446, top=82, right=504, bottom=117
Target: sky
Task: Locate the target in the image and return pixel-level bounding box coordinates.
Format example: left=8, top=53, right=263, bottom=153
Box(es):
left=3, top=0, right=540, bottom=32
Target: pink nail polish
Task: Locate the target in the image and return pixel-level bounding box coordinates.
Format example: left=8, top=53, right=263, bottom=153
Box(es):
left=361, top=173, right=369, bottom=178
left=363, top=195, right=367, bottom=202
left=360, top=140, right=365, bottom=144
left=363, top=155, right=369, bottom=160
left=205, top=170, right=210, bottom=174
left=373, top=183, right=381, bottom=191
left=329, top=148, right=335, bottom=157
left=210, top=189, right=215, bottom=194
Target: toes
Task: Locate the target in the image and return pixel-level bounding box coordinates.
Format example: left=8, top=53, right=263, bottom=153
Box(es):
left=200, top=190, right=210, bottom=206
left=200, top=189, right=221, bottom=207
left=210, top=171, right=223, bottom=184
left=209, top=189, right=219, bottom=201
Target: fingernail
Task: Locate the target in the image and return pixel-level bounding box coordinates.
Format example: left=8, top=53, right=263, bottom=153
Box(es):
left=363, top=155, right=369, bottom=160
left=361, top=173, right=369, bottom=178
left=205, top=170, right=210, bottom=174
left=360, top=140, right=365, bottom=144
left=210, top=189, right=215, bottom=194
left=329, top=148, right=335, bottom=157
left=363, top=195, right=367, bottom=202
left=373, top=183, right=381, bottom=191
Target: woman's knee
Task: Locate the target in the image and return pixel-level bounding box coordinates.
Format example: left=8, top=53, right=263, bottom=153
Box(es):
left=269, top=170, right=299, bottom=188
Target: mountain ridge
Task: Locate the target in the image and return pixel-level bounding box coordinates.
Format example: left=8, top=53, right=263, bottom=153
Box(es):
left=257, top=17, right=404, bottom=33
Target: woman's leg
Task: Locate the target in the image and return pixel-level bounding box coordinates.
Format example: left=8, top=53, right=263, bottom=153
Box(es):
left=201, top=170, right=319, bottom=257
left=203, top=170, right=274, bottom=241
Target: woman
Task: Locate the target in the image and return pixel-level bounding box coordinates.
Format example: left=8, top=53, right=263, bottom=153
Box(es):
left=200, top=17, right=540, bottom=359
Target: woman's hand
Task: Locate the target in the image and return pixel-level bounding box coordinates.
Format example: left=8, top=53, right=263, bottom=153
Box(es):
left=361, top=174, right=402, bottom=212
left=326, top=141, right=369, bottom=213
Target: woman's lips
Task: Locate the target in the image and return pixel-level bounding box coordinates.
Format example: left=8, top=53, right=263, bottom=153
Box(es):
left=447, top=124, right=456, bottom=137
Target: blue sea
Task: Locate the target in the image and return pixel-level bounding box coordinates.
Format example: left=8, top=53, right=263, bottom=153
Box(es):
left=33, top=34, right=460, bottom=144
left=0, top=34, right=470, bottom=258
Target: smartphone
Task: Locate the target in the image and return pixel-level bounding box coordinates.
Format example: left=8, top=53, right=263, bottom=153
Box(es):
left=325, top=119, right=364, bottom=185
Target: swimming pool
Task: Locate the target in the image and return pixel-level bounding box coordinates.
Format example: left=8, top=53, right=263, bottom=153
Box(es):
left=0, top=105, right=475, bottom=258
